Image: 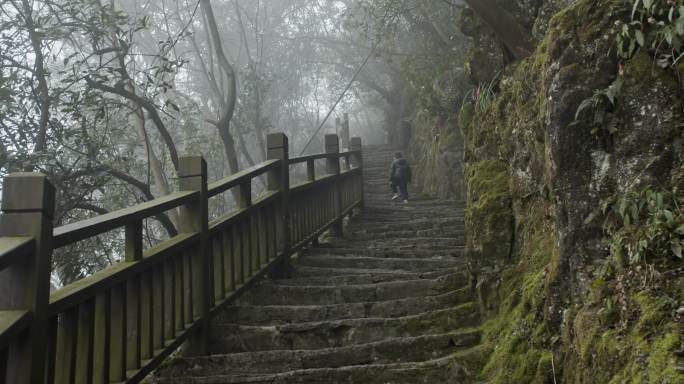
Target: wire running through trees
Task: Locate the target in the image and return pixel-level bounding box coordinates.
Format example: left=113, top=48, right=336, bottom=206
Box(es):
left=298, top=7, right=398, bottom=156
left=298, top=43, right=379, bottom=155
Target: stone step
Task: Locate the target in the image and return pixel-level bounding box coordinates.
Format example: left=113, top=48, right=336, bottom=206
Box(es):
left=322, top=239, right=465, bottom=252
left=302, top=246, right=464, bottom=259
left=209, top=306, right=481, bottom=353
left=155, top=333, right=480, bottom=378
left=237, top=274, right=468, bottom=306
left=349, top=219, right=464, bottom=232
left=290, top=265, right=463, bottom=278
left=148, top=352, right=474, bottom=383
left=270, top=269, right=465, bottom=286
left=355, top=212, right=464, bottom=221
left=215, top=292, right=477, bottom=325
left=348, top=227, right=464, bottom=240
left=294, top=254, right=463, bottom=270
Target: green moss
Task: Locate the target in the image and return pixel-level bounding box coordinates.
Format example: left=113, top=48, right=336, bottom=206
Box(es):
left=563, top=285, right=683, bottom=383
left=479, top=307, right=556, bottom=384
left=475, top=202, right=560, bottom=383
left=465, top=160, right=513, bottom=268
left=646, top=330, right=683, bottom=384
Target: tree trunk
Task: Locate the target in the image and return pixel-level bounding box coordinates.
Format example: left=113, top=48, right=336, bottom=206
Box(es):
left=20, top=0, right=50, bottom=163
left=200, top=0, right=242, bottom=177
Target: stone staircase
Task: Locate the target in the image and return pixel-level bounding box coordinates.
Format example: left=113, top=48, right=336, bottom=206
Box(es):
left=151, top=146, right=481, bottom=383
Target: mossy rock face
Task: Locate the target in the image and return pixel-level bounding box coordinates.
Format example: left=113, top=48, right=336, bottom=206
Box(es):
left=457, top=0, right=684, bottom=382
left=408, top=112, right=466, bottom=201
left=563, top=286, right=684, bottom=383
left=465, top=160, right=513, bottom=273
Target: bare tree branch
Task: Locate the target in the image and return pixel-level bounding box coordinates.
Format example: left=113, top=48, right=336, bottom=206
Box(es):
left=85, top=77, right=180, bottom=171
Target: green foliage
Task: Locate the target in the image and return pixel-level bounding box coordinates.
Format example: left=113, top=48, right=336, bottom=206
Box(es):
left=591, top=188, right=684, bottom=264
left=574, top=76, right=623, bottom=135
left=616, top=0, right=684, bottom=67
left=472, top=73, right=500, bottom=112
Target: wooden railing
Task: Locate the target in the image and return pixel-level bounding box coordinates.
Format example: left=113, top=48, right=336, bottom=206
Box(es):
left=0, top=133, right=364, bottom=384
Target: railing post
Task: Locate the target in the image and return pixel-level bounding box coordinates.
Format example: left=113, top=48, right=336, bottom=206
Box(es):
left=178, top=156, right=210, bottom=356
left=0, top=173, right=55, bottom=384
left=351, top=137, right=364, bottom=207
left=325, top=134, right=343, bottom=236
left=267, top=133, right=290, bottom=255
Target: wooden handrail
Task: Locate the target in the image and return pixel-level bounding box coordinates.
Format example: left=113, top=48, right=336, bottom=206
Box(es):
left=208, top=159, right=280, bottom=197
left=0, top=131, right=364, bottom=384
left=53, top=190, right=198, bottom=248
left=288, top=149, right=360, bottom=165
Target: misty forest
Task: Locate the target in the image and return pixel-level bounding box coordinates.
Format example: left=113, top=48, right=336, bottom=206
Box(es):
left=0, top=0, right=682, bottom=383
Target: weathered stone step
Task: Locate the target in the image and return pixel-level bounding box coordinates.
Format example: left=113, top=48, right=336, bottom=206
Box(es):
left=348, top=227, right=464, bottom=240
left=149, top=353, right=472, bottom=384
left=238, top=274, right=467, bottom=306
left=349, top=219, right=464, bottom=232
left=269, top=272, right=468, bottom=286
left=294, top=254, right=463, bottom=270
left=322, top=239, right=465, bottom=252
left=210, top=307, right=481, bottom=353
left=350, top=222, right=464, bottom=233
left=273, top=267, right=464, bottom=286
left=215, top=292, right=476, bottom=325
left=155, top=333, right=479, bottom=378
left=355, top=212, right=464, bottom=222
left=302, top=246, right=464, bottom=259
left=290, top=265, right=462, bottom=278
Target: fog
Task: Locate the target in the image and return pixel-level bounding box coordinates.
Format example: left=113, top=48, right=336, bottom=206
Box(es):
left=0, top=0, right=466, bottom=284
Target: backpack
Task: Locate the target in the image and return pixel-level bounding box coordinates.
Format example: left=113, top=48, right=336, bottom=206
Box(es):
left=393, top=159, right=410, bottom=180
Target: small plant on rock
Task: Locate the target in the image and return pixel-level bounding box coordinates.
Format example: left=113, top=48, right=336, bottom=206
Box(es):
left=615, top=0, right=684, bottom=68
left=595, top=188, right=684, bottom=265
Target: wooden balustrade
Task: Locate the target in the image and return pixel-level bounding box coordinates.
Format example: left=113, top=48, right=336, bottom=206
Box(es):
left=0, top=133, right=363, bottom=384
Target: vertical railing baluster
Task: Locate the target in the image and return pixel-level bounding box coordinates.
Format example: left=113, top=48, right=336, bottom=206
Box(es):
left=232, top=225, right=243, bottom=286
left=267, top=206, right=276, bottom=261
left=213, top=235, right=225, bottom=303
left=54, top=308, right=77, bottom=384
left=109, top=283, right=126, bottom=382
left=0, top=173, right=55, bottom=384
left=125, top=277, right=141, bottom=372
left=93, top=291, right=110, bottom=384
left=351, top=137, right=364, bottom=207
left=74, top=300, right=95, bottom=384
left=259, top=208, right=267, bottom=266
left=174, top=256, right=184, bottom=334
left=182, top=253, right=192, bottom=326
left=0, top=348, right=7, bottom=381
left=238, top=180, right=256, bottom=275
left=140, top=272, right=153, bottom=361
left=164, top=260, right=176, bottom=340
left=223, top=230, right=234, bottom=292
left=152, top=267, right=164, bottom=352
left=241, top=220, right=251, bottom=280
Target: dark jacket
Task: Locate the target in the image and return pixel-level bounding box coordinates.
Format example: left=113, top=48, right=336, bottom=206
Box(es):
left=390, top=158, right=411, bottom=182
